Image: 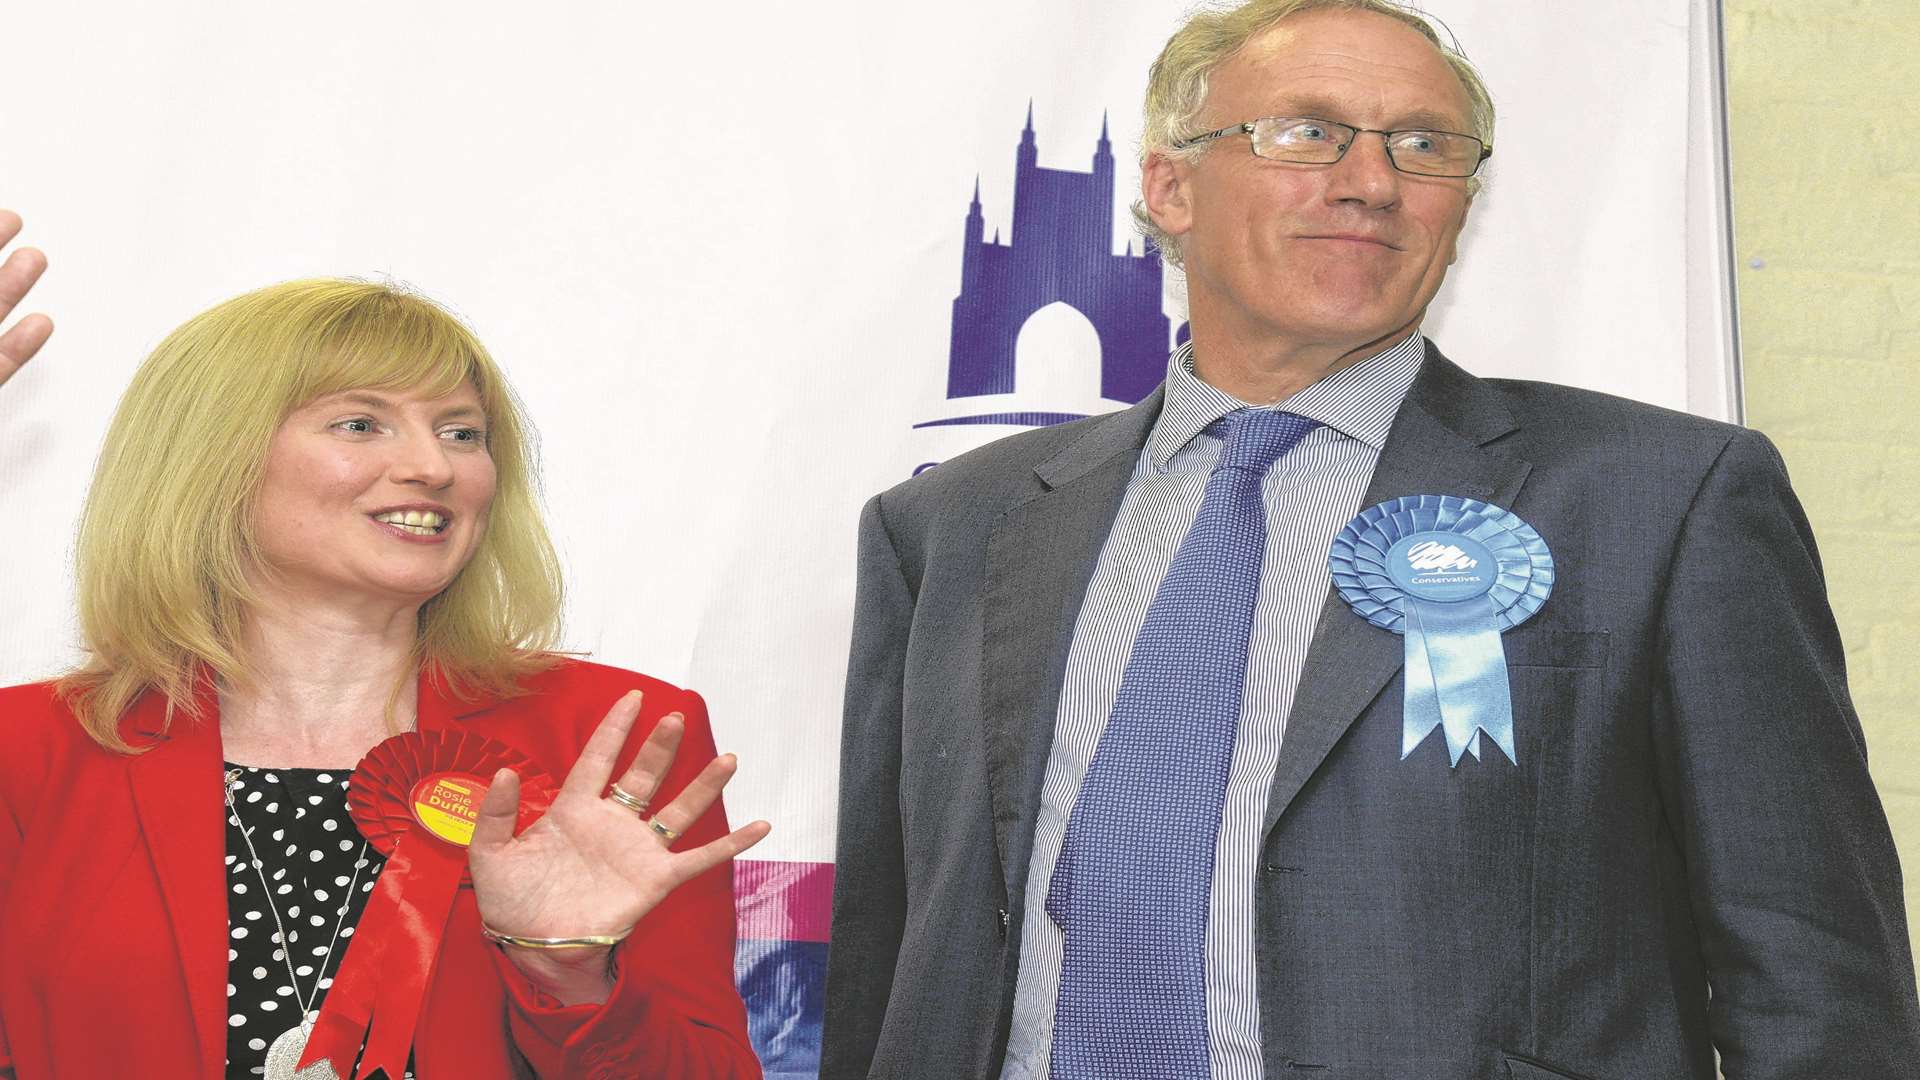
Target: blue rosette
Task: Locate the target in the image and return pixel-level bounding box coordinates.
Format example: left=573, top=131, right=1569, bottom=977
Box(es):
left=1329, top=495, right=1553, bottom=766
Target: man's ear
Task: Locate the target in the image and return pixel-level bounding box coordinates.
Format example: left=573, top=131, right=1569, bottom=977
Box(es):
left=1141, top=151, right=1195, bottom=239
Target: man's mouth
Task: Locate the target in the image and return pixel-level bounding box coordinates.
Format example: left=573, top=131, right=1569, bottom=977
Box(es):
left=372, top=510, right=449, bottom=536
left=1299, top=233, right=1401, bottom=250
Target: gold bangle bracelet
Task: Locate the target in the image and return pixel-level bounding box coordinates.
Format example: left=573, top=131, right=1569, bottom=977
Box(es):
left=480, top=924, right=632, bottom=950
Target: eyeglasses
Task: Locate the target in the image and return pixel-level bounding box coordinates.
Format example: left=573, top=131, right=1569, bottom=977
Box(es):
left=1174, top=116, right=1491, bottom=178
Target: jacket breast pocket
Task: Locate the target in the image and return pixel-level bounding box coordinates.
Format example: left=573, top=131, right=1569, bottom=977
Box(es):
left=1502, top=630, right=1608, bottom=768
left=1504, top=1052, right=1599, bottom=1080
left=1502, top=627, right=1609, bottom=670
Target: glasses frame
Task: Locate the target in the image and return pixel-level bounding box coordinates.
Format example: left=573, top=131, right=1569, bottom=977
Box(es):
left=1174, top=116, right=1493, bottom=178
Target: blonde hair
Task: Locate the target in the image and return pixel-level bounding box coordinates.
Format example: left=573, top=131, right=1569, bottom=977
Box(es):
left=58, top=279, right=564, bottom=752
left=1135, top=0, right=1497, bottom=267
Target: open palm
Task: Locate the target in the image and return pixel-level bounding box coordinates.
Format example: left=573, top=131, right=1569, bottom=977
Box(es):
left=0, top=210, right=52, bottom=390
left=468, top=690, right=769, bottom=945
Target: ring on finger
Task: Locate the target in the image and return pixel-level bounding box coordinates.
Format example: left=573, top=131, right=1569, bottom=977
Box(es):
left=647, top=817, right=682, bottom=843
left=607, top=784, right=650, bottom=816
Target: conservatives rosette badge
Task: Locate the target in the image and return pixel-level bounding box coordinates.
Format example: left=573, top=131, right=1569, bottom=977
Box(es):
left=1329, top=495, right=1553, bottom=766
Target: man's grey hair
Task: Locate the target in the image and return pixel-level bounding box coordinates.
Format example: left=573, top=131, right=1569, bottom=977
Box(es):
left=1134, top=0, right=1497, bottom=268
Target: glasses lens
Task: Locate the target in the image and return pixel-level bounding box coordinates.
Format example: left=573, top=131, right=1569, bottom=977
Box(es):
left=1385, top=130, right=1484, bottom=177
left=1251, top=118, right=1351, bottom=163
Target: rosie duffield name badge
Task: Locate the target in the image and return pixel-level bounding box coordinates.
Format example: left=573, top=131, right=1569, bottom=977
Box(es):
left=298, top=731, right=557, bottom=1079
left=1329, top=495, right=1554, bottom=766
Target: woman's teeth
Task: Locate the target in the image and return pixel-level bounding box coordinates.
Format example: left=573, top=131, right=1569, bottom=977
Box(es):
left=373, top=510, right=446, bottom=535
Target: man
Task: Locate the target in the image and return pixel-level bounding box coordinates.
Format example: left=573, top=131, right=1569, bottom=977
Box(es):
left=823, top=1, right=1920, bottom=1077
left=0, top=210, right=52, bottom=391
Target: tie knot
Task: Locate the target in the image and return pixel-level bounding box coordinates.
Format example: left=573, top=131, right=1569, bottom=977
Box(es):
left=1211, top=409, right=1318, bottom=474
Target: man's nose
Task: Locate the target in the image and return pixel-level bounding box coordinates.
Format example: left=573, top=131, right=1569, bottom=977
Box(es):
left=1323, top=132, right=1402, bottom=209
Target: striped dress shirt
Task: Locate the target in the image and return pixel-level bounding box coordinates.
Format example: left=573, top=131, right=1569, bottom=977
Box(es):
left=998, top=332, right=1425, bottom=1080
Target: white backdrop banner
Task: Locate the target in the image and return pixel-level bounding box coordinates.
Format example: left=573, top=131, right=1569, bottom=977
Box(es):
left=0, top=2, right=1734, bottom=1073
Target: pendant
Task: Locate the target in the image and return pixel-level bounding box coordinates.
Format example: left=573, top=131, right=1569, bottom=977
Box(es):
left=263, top=1015, right=340, bottom=1080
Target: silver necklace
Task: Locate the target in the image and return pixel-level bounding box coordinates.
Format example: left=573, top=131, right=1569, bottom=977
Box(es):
left=224, top=767, right=370, bottom=1080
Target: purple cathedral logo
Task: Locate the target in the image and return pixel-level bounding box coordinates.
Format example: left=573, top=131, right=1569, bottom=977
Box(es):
left=916, top=105, right=1189, bottom=431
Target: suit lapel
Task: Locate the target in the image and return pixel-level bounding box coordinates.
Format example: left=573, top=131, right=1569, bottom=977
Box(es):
left=126, top=690, right=229, bottom=1076
left=415, top=663, right=491, bottom=732
left=114, top=669, right=485, bottom=1074
left=1264, top=346, right=1533, bottom=833
left=983, top=391, right=1162, bottom=904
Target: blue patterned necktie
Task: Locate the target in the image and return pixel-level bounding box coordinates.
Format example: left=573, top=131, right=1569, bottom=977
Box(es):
left=1046, top=407, right=1319, bottom=1080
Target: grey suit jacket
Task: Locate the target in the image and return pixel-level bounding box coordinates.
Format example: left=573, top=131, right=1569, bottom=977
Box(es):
left=821, top=344, right=1920, bottom=1080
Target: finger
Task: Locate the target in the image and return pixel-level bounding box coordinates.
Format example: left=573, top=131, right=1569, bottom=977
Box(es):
left=647, top=752, right=738, bottom=841
left=667, top=820, right=772, bottom=884
left=558, top=689, right=644, bottom=800
left=0, top=313, right=53, bottom=388
left=0, top=210, right=21, bottom=249
left=469, top=767, right=522, bottom=857
left=609, top=711, right=684, bottom=807
left=0, top=246, right=48, bottom=322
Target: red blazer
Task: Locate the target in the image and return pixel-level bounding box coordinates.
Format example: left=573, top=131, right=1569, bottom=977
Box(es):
left=0, top=659, right=762, bottom=1079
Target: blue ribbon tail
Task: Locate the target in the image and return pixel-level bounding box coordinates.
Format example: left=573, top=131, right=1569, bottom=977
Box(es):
left=1400, top=602, right=1445, bottom=759
left=1405, top=597, right=1518, bottom=767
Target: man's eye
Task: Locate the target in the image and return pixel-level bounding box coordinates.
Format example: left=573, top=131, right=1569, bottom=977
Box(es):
left=1289, top=124, right=1333, bottom=142
left=1394, top=133, right=1442, bottom=155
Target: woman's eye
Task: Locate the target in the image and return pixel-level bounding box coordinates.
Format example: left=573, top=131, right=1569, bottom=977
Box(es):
left=336, top=418, right=376, bottom=434
left=441, top=427, right=486, bottom=445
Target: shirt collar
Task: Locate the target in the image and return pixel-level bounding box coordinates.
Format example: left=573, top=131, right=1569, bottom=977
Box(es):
left=1145, top=331, right=1426, bottom=469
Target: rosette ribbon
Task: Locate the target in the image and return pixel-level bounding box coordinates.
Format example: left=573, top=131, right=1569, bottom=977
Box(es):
left=299, top=730, right=555, bottom=1079
left=1329, top=495, right=1553, bottom=766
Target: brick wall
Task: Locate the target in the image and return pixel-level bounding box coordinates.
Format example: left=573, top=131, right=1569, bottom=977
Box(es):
left=1726, top=0, right=1920, bottom=969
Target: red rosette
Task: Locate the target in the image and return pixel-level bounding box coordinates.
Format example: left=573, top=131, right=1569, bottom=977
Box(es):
left=302, top=732, right=557, bottom=1078
left=345, top=729, right=557, bottom=883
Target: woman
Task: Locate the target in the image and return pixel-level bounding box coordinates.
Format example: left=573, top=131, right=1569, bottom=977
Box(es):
left=0, top=279, right=769, bottom=1078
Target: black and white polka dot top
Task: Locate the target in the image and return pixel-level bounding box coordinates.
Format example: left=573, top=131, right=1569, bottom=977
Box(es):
left=221, top=764, right=415, bottom=1079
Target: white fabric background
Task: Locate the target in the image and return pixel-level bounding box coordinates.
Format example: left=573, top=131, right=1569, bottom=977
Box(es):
left=0, top=0, right=1734, bottom=867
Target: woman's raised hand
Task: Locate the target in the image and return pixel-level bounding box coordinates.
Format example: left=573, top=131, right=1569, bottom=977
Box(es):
left=466, top=690, right=770, bottom=1001
left=0, top=211, right=51, bottom=391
